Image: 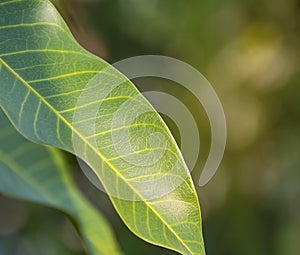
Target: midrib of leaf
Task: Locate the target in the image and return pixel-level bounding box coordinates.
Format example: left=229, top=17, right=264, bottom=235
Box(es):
left=0, top=58, right=195, bottom=255
left=0, top=0, right=23, bottom=7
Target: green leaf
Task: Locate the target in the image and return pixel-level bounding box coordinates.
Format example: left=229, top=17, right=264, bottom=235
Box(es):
left=0, top=110, right=123, bottom=255
left=0, top=1, right=205, bottom=254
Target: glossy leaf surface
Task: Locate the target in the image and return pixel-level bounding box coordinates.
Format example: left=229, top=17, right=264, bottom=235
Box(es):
left=0, top=1, right=205, bottom=254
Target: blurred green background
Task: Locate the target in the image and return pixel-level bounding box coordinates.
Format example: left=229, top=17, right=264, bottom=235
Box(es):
left=1, top=0, right=299, bottom=254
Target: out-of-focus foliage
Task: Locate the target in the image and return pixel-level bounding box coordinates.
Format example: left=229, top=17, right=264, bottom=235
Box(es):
left=0, top=110, right=122, bottom=255
left=1, top=0, right=299, bottom=254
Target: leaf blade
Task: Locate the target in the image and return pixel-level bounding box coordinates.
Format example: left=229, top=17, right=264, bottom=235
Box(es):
left=0, top=1, right=205, bottom=254
left=0, top=111, right=123, bottom=255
